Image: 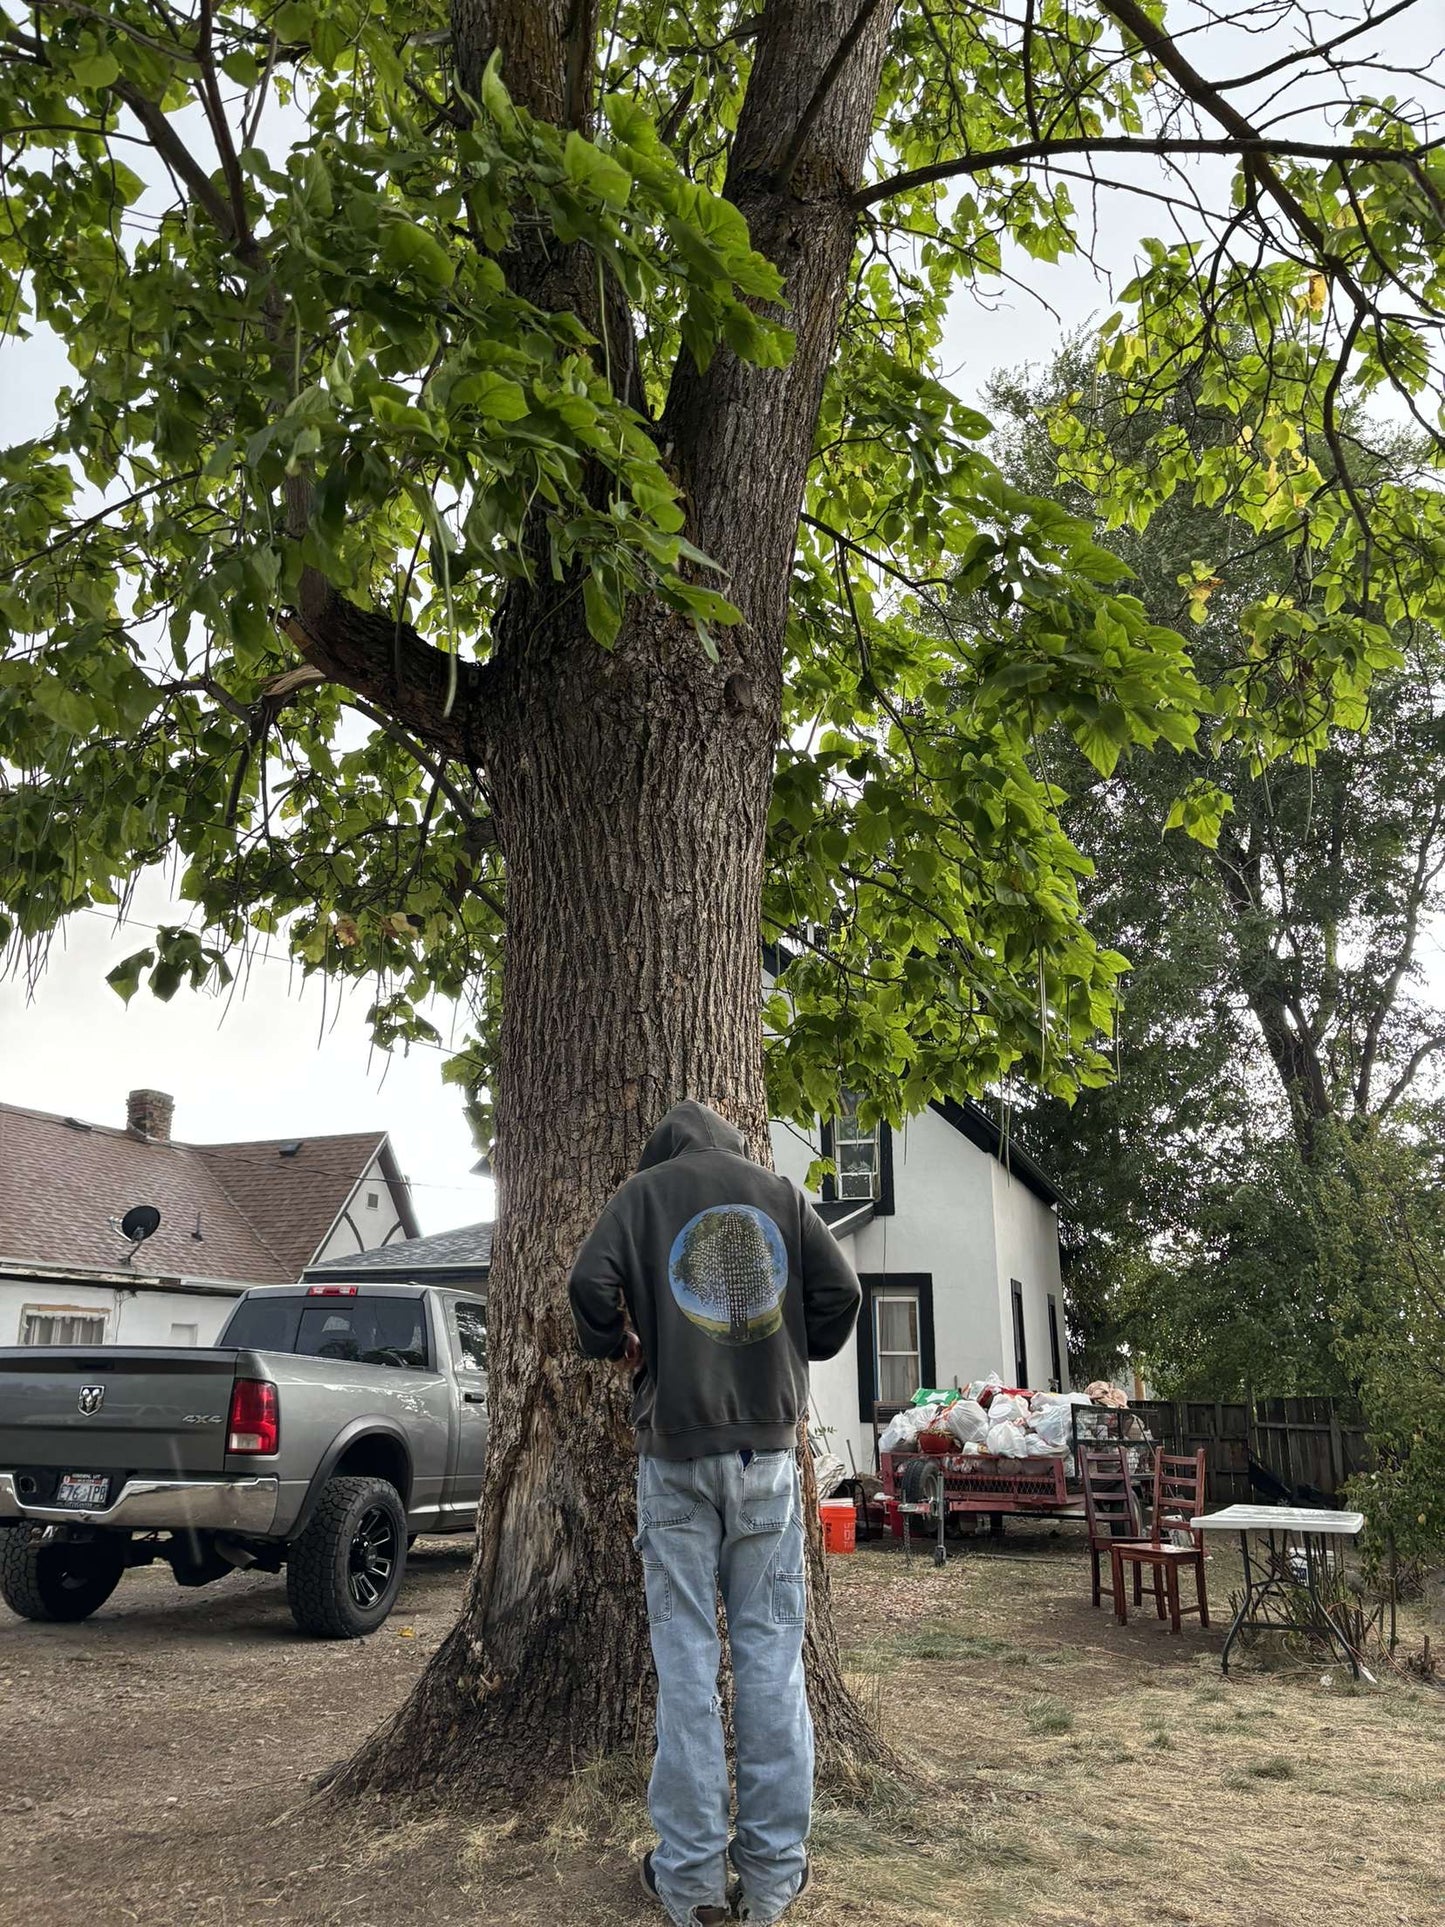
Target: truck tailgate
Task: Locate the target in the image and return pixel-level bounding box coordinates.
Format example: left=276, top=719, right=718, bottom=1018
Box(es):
left=0, top=1347, right=242, bottom=1476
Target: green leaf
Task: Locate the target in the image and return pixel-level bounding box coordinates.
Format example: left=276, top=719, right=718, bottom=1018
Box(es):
left=583, top=568, right=623, bottom=648
left=221, top=50, right=261, bottom=87
left=274, top=3, right=314, bottom=41
left=106, top=949, right=154, bottom=1005
left=381, top=221, right=456, bottom=292
left=72, top=49, right=120, bottom=89
left=31, top=677, right=98, bottom=736
left=563, top=130, right=632, bottom=209
left=452, top=371, right=530, bottom=421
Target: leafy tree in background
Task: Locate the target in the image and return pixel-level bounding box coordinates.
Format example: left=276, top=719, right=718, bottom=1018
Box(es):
left=1320, top=1129, right=1445, bottom=1566
left=978, top=347, right=1445, bottom=1388
left=3, top=1, right=1444, bottom=1791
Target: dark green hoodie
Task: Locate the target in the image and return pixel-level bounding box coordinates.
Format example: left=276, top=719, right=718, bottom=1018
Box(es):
left=567, top=1100, right=862, bottom=1459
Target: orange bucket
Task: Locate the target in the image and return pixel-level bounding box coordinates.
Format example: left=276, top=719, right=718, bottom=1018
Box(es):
left=820, top=1498, right=857, bottom=1554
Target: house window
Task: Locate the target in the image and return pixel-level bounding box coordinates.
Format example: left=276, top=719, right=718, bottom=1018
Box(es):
left=832, top=1098, right=880, bottom=1201
left=1011, top=1279, right=1028, bottom=1388
left=1047, top=1294, right=1063, bottom=1393
left=21, top=1309, right=107, bottom=1346
left=856, top=1274, right=936, bottom=1421
left=366, top=1191, right=379, bottom=1209
left=874, top=1291, right=921, bottom=1403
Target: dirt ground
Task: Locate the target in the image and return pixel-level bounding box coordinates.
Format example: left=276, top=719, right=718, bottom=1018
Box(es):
left=1, top=1525, right=1441, bottom=1927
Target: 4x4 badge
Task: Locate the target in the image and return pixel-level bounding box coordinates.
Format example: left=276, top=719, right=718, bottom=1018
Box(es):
left=78, top=1385, right=105, bottom=1415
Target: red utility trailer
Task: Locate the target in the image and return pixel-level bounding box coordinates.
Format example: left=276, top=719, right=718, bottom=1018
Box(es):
left=882, top=1446, right=1083, bottom=1565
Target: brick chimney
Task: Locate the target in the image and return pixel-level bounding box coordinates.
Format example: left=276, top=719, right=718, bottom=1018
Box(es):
left=127, top=1089, right=175, bottom=1141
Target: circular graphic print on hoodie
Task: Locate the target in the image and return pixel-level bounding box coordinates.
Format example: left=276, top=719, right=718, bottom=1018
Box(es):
left=668, top=1205, right=789, bottom=1345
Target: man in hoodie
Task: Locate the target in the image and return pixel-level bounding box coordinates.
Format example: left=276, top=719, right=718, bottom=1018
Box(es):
left=569, top=1100, right=862, bottom=1927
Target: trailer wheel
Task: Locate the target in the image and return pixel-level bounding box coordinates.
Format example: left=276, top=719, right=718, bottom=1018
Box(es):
left=286, top=1476, right=408, bottom=1639
left=0, top=1529, right=127, bottom=1622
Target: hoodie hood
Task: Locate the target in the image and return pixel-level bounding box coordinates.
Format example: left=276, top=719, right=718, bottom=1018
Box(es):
left=637, top=1100, right=747, bottom=1171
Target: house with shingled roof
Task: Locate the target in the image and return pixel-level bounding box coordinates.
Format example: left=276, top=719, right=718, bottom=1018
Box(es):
left=0, top=1088, right=419, bottom=1348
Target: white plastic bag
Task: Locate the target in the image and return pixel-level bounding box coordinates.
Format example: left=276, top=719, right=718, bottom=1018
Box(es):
left=965, top=1372, right=1005, bottom=1403
left=879, top=1405, right=933, bottom=1454
left=944, top=1398, right=989, bottom=1446
left=1031, top=1403, right=1072, bottom=1449
left=987, top=1392, right=1027, bottom=1426
left=986, top=1420, right=1028, bottom=1458
left=1022, top=1431, right=1063, bottom=1457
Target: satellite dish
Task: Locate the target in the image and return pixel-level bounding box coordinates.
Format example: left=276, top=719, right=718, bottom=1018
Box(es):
left=121, top=1205, right=162, bottom=1245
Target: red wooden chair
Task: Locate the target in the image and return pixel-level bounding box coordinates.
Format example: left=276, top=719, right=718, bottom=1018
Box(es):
left=1078, top=1445, right=1146, bottom=1611
left=1111, top=1449, right=1210, bottom=1633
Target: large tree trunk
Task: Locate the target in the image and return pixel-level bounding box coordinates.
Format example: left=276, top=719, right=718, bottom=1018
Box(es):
left=333, top=602, right=882, bottom=1799
left=330, top=0, right=898, bottom=1803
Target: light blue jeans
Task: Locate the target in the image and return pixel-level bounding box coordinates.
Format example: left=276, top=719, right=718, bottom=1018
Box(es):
left=635, top=1450, right=813, bottom=1927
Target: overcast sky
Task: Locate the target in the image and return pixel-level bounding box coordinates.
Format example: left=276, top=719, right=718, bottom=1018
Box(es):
left=3, top=6, right=1441, bottom=1233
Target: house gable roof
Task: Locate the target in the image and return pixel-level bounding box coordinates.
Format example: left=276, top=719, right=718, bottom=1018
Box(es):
left=308, top=1220, right=492, bottom=1281
left=0, top=1101, right=413, bottom=1286
left=929, top=1098, right=1068, bottom=1210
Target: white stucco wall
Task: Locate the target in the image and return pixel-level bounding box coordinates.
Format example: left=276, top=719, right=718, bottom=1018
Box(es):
left=313, top=1151, right=410, bottom=1261
left=770, top=1105, right=1067, bottom=1472
left=989, top=1160, right=1068, bottom=1392
left=0, top=1276, right=245, bottom=1348
left=856, top=1107, right=1007, bottom=1383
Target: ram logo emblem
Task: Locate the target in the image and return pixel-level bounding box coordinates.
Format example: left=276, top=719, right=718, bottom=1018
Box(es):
left=78, top=1385, right=105, bottom=1415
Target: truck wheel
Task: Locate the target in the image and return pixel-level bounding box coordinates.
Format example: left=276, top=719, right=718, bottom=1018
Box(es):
left=0, top=1530, right=126, bottom=1622
left=286, top=1476, right=408, bottom=1639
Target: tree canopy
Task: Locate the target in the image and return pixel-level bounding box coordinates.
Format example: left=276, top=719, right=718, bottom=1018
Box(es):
left=3, top=1, right=1444, bottom=1145
left=976, top=342, right=1445, bottom=1383
left=5, top=0, right=1445, bottom=1793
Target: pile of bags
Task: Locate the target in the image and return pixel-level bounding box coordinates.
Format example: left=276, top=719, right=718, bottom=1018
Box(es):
left=878, top=1375, right=1098, bottom=1462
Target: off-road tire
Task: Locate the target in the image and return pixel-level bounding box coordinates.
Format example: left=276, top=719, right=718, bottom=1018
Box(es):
left=0, top=1528, right=126, bottom=1622
left=285, top=1475, right=407, bottom=1639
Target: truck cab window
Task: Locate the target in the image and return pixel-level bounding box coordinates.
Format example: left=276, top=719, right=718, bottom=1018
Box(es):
left=453, top=1301, right=488, bottom=1373
left=296, top=1298, right=428, bottom=1370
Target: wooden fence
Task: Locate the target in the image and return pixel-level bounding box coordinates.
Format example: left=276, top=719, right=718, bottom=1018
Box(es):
left=1131, top=1397, right=1369, bottom=1505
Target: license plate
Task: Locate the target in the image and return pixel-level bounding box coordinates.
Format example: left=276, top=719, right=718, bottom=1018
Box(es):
left=55, top=1473, right=110, bottom=1509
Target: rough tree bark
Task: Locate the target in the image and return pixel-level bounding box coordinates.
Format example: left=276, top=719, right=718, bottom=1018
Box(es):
left=326, top=0, right=899, bottom=1800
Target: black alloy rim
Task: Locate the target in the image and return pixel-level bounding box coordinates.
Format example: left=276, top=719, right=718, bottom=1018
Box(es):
left=348, top=1505, right=399, bottom=1610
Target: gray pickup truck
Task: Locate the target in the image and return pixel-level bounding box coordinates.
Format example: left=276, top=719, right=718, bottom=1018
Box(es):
left=0, top=1281, right=488, bottom=1638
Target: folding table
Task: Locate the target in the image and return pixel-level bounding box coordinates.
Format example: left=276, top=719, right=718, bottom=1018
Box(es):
left=1191, top=1504, right=1365, bottom=1674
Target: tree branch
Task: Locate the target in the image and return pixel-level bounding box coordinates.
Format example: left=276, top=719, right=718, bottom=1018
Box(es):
left=1356, top=793, right=1445, bottom=1112
left=1378, top=1035, right=1445, bottom=1119
left=279, top=605, right=500, bottom=769
left=852, top=132, right=1441, bottom=209
left=774, top=0, right=885, bottom=190
left=1214, top=0, right=1424, bottom=93
left=112, top=79, right=240, bottom=241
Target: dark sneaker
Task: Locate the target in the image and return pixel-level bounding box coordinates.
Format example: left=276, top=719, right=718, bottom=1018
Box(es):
left=641, top=1852, right=661, bottom=1905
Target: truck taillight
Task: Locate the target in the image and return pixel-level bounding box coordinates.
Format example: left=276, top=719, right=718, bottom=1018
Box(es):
left=227, top=1378, right=279, bottom=1455
left=306, top=1284, right=357, bottom=1296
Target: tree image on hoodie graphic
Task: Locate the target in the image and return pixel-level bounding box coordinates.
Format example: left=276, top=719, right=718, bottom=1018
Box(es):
left=667, top=1205, right=788, bottom=1345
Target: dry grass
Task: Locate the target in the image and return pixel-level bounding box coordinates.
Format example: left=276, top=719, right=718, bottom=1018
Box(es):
left=5, top=1531, right=1434, bottom=1926
left=795, top=1530, right=1445, bottom=1927
left=493, top=1528, right=1445, bottom=1927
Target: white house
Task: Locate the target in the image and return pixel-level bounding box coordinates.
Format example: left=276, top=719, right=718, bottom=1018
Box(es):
left=0, top=1088, right=419, bottom=1348
left=337, top=1099, right=1069, bottom=1482
left=771, top=1097, right=1069, bottom=1474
